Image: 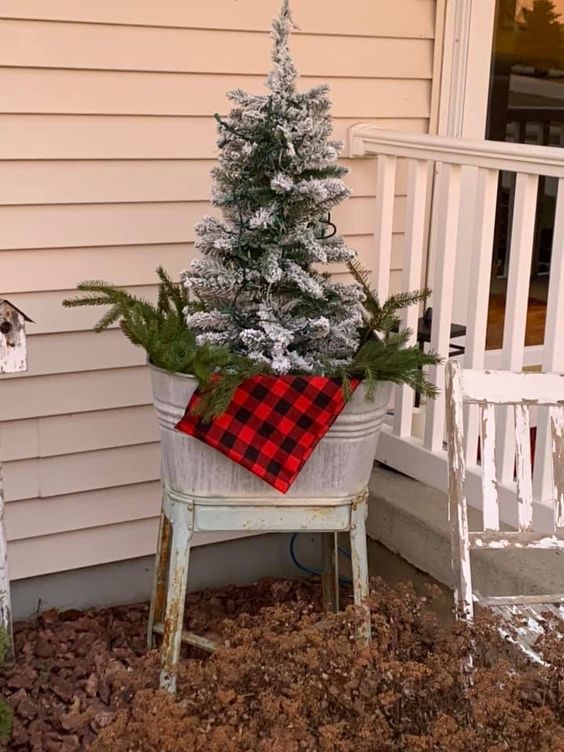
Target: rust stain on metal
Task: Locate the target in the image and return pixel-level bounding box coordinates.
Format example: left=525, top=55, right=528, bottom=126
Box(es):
left=321, top=532, right=339, bottom=613
left=147, top=513, right=173, bottom=649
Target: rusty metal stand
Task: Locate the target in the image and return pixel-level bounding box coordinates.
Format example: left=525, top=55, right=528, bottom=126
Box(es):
left=148, top=487, right=371, bottom=694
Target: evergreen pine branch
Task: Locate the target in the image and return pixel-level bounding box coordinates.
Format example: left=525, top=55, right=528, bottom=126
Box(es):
left=382, top=289, right=430, bottom=315
left=347, top=254, right=381, bottom=315
left=156, top=265, right=187, bottom=317
left=62, top=273, right=232, bottom=378
left=343, top=337, right=441, bottom=400
left=191, top=357, right=267, bottom=422
left=347, top=256, right=430, bottom=337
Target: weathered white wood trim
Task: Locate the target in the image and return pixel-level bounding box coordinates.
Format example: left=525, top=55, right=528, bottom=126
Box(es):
left=460, top=369, right=564, bottom=405
left=0, top=301, right=29, bottom=659
left=534, top=180, right=564, bottom=501
left=445, top=361, right=473, bottom=619
left=480, top=403, right=499, bottom=531
left=0, top=457, right=13, bottom=660
left=552, top=407, right=564, bottom=530
left=446, top=363, right=564, bottom=659
left=470, top=532, right=564, bottom=550
left=515, top=404, right=533, bottom=532
left=480, top=594, right=564, bottom=606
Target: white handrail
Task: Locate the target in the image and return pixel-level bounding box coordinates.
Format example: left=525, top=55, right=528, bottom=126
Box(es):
left=350, top=122, right=564, bottom=520
left=348, top=125, right=564, bottom=178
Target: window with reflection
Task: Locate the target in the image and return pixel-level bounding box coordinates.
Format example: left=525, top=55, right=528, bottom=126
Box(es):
left=486, top=0, right=564, bottom=348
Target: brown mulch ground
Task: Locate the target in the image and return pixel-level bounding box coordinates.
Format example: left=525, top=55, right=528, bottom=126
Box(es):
left=1, top=579, right=321, bottom=751
left=3, top=577, right=564, bottom=751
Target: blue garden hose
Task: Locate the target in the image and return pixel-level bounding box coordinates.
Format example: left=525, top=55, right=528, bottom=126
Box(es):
left=289, top=532, right=352, bottom=585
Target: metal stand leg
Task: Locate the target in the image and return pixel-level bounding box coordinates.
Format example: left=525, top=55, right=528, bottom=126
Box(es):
left=321, top=532, right=339, bottom=612
left=160, top=496, right=193, bottom=694
left=147, top=493, right=173, bottom=649
left=350, top=493, right=371, bottom=645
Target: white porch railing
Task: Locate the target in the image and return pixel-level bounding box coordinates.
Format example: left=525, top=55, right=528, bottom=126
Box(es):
left=348, top=125, right=564, bottom=531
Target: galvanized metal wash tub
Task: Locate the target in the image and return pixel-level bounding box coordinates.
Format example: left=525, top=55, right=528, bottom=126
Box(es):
left=150, top=364, right=392, bottom=498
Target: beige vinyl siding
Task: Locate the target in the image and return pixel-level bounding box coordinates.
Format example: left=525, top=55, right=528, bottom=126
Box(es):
left=0, top=0, right=439, bottom=579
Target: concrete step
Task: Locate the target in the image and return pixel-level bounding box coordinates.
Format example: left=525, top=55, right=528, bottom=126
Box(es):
left=367, top=464, right=564, bottom=599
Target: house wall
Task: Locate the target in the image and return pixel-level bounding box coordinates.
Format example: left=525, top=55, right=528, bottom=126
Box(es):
left=0, top=0, right=439, bottom=581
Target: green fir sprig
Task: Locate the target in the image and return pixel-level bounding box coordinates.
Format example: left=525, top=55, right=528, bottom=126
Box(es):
left=342, top=256, right=440, bottom=400
left=62, top=267, right=233, bottom=381
left=347, top=255, right=430, bottom=340
left=63, top=261, right=440, bottom=419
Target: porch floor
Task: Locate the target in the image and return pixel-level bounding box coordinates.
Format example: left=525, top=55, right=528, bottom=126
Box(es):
left=368, top=463, right=564, bottom=600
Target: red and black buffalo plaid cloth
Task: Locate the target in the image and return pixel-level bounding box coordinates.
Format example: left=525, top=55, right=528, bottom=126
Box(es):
left=176, top=375, right=360, bottom=494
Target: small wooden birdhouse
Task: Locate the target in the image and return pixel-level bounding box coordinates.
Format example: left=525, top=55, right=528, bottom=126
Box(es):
left=0, top=299, right=32, bottom=374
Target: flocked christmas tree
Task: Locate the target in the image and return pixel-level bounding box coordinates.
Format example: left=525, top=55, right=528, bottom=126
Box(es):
left=63, top=0, right=439, bottom=416
left=183, top=0, right=366, bottom=375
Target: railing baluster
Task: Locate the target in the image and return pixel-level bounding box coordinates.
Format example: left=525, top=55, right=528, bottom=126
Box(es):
left=551, top=406, right=564, bottom=530
left=394, top=159, right=429, bottom=437
left=424, top=162, right=462, bottom=452
left=348, top=126, right=564, bottom=519
left=481, top=403, right=500, bottom=531
left=515, top=404, right=533, bottom=531
left=373, top=154, right=397, bottom=301
left=463, top=168, right=499, bottom=464
left=533, top=178, right=564, bottom=501
left=497, top=172, right=539, bottom=484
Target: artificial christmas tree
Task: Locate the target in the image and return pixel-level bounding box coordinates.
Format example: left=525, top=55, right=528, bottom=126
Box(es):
left=183, top=0, right=364, bottom=376
left=65, top=0, right=439, bottom=461
left=64, top=0, right=438, bottom=424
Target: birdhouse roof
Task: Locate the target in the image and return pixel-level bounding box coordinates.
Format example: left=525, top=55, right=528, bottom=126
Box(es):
left=0, top=299, right=34, bottom=323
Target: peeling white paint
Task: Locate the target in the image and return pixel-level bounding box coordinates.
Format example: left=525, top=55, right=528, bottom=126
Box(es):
left=0, top=301, right=30, bottom=661
left=551, top=407, right=564, bottom=528
left=481, top=403, right=499, bottom=531
left=515, top=404, right=533, bottom=531
left=446, top=361, right=564, bottom=663
left=471, top=534, right=564, bottom=550
left=0, top=301, right=29, bottom=375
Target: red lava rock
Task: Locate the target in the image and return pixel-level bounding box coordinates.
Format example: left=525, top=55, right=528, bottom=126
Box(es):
left=51, top=675, right=75, bottom=703
left=84, top=673, right=99, bottom=698
left=6, top=666, right=38, bottom=691
left=59, top=609, right=83, bottom=622
left=12, top=689, right=38, bottom=721
left=40, top=609, right=60, bottom=625
left=0, top=580, right=322, bottom=751
left=35, top=640, right=56, bottom=659
left=60, top=707, right=95, bottom=733
left=55, top=733, right=81, bottom=751
left=9, top=716, right=29, bottom=747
